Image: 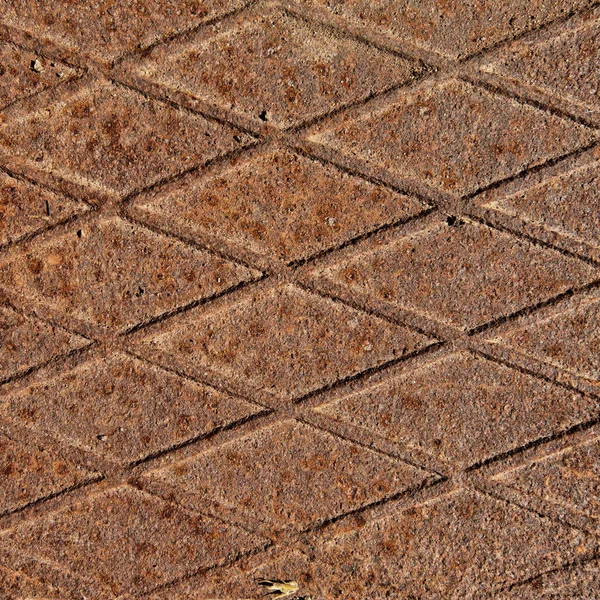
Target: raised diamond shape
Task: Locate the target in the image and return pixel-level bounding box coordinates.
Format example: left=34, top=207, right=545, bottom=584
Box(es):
left=491, top=296, right=600, bottom=383
left=493, top=437, right=600, bottom=521
left=0, top=172, right=87, bottom=248
left=292, top=0, right=595, bottom=59
left=481, top=11, right=600, bottom=119
left=317, top=351, right=598, bottom=469
left=0, top=78, right=253, bottom=199
left=130, top=146, right=427, bottom=264
left=126, top=7, right=418, bottom=128
left=133, top=283, right=432, bottom=401
left=0, top=42, right=77, bottom=110
left=306, top=78, right=596, bottom=196
left=0, top=0, right=251, bottom=65
left=0, top=430, right=98, bottom=516
left=1, top=485, right=264, bottom=596
left=0, top=304, right=89, bottom=383
left=0, top=217, right=258, bottom=331
left=4, top=352, right=263, bottom=465
left=482, top=160, right=600, bottom=253
left=303, top=220, right=600, bottom=330
left=295, top=489, right=596, bottom=598
left=140, top=419, right=432, bottom=536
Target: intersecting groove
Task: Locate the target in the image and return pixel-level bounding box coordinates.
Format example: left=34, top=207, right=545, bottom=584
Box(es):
left=287, top=74, right=431, bottom=134
left=120, top=210, right=267, bottom=273
left=111, top=0, right=262, bottom=68
left=295, top=414, right=447, bottom=478
left=0, top=72, right=83, bottom=114
left=475, top=484, right=594, bottom=536
left=286, top=209, right=436, bottom=270
left=463, top=138, right=600, bottom=202
left=0, top=210, right=84, bottom=254
left=142, top=540, right=274, bottom=598
left=120, top=273, right=266, bottom=337
left=0, top=474, right=104, bottom=521
left=471, top=347, right=600, bottom=399
left=467, top=279, right=600, bottom=337
left=108, top=76, right=264, bottom=139
left=0, top=334, right=95, bottom=388
left=462, top=0, right=600, bottom=62
left=284, top=143, right=445, bottom=210
left=282, top=5, right=429, bottom=65
left=0, top=162, right=95, bottom=210
left=291, top=280, right=438, bottom=340
left=460, top=74, right=600, bottom=130
left=127, top=408, right=273, bottom=469
left=465, top=417, right=600, bottom=472
left=0, top=32, right=85, bottom=72
left=464, top=214, right=600, bottom=267
left=307, top=474, right=447, bottom=536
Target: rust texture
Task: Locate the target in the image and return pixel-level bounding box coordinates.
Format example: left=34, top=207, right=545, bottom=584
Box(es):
left=0, top=1, right=600, bottom=598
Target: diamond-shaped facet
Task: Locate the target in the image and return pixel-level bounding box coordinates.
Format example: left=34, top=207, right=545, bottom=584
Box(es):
left=303, top=220, right=599, bottom=330
left=1, top=485, right=264, bottom=595
left=131, top=147, right=426, bottom=264
left=0, top=217, right=258, bottom=331
left=140, top=420, right=431, bottom=536
left=317, top=351, right=598, bottom=469
left=133, top=283, right=432, bottom=401
left=0, top=78, right=253, bottom=198
left=127, top=7, right=418, bottom=128
left=4, top=352, right=263, bottom=465
left=306, top=78, right=596, bottom=196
